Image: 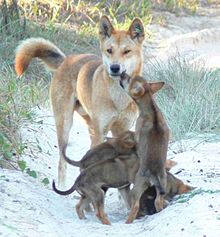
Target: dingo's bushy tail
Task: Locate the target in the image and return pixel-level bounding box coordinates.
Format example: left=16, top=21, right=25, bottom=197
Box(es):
left=15, top=37, right=66, bottom=76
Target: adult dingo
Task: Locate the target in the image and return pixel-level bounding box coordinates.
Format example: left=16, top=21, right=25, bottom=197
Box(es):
left=15, top=16, right=145, bottom=186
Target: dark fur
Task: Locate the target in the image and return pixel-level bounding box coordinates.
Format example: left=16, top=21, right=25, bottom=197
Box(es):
left=120, top=74, right=169, bottom=223
left=63, top=130, right=136, bottom=170
left=53, top=154, right=139, bottom=225
left=137, top=171, right=194, bottom=218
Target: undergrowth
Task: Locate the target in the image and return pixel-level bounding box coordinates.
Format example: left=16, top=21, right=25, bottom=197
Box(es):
left=0, top=62, right=48, bottom=168
left=145, top=57, right=220, bottom=143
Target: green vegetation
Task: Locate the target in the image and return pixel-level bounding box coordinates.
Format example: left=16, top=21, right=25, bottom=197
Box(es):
left=174, top=188, right=220, bottom=203
left=145, top=58, right=220, bottom=142
left=0, top=0, right=219, bottom=170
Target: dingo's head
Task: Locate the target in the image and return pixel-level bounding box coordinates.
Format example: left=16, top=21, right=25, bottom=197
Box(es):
left=99, top=16, right=145, bottom=79
left=120, top=73, right=164, bottom=101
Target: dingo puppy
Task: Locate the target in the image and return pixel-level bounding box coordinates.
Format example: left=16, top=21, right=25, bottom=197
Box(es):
left=52, top=153, right=139, bottom=225
left=64, top=130, right=137, bottom=209
left=137, top=171, right=194, bottom=218
left=64, top=131, right=136, bottom=170
left=120, top=73, right=169, bottom=223
left=15, top=16, right=145, bottom=186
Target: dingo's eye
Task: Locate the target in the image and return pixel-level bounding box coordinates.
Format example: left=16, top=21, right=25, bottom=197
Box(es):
left=107, top=48, right=113, bottom=54
left=124, top=49, right=131, bottom=55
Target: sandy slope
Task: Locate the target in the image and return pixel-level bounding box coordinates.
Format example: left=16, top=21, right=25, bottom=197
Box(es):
left=144, top=6, right=220, bottom=68
left=1, top=6, right=220, bottom=237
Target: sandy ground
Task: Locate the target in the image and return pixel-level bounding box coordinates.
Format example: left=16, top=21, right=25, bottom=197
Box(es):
left=1, top=110, right=220, bottom=237
left=1, top=5, right=220, bottom=237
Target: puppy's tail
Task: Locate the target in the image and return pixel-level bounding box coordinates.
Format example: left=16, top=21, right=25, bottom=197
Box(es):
left=52, top=180, right=76, bottom=195
left=63, top=152, right=81, bottom=168
left=15, top=37, right=66, bottom=77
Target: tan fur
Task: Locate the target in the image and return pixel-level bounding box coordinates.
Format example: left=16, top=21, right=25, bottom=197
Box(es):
left=120, top=74, right=169, bottom=224
left=14, top=16, right=145, bottom=187
left=15, top=38, right=65, bottom=76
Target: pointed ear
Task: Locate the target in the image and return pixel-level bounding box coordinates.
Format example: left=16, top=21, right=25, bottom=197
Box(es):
left=121, top=132, right=136, bottom=148
left=165, top=160, right=177, bottom=171
left=128, top=18, right=145, bottom=44
left=106, top=137, right=115, bottom=143
left=123, top=139, right=136, bottom=149
left=149, top=82, right=165, bottom=94
left=179, top=183, right=195, bottom=194
left=99, top=15, right=115, bottom=40
left=130, top=84, right=145, bottom=98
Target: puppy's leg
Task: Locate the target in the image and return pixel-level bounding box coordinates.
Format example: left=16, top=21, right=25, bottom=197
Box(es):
left=154, top=172, right=167, bottom=212
left=126, top=174, right=148, bottom=224
left=76, top=196, right=91, bottom=219
left=90, top=187, right=111, bottom=225
left=50, top=83, right=76, bottom=187
left=154, top=189, right=165, bottom=212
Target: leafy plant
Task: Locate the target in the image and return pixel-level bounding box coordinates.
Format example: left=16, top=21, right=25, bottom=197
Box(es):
left=42, top=177, right=50, bottom=185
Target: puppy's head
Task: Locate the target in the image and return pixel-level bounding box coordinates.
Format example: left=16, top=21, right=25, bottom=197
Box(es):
left=120, top=73, right=165, bottom=101
left=99, top=16, right=145, bottom=80
left=118, top=130, right=136, bottom=149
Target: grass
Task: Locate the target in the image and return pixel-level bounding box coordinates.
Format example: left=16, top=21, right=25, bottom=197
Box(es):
left=174, top=188, right=220, bottom=203
left=0, top=61, right=49, bottom=167
left=144, top=57, right=220, bottom=142
left=0, top=0, right=219, bottom=169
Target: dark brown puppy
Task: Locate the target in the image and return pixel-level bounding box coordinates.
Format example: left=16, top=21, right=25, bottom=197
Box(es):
left=63, top=130, right=136, bottom=170
left=137, top=171, right=194, bottom=218
left=53, top=153, right=139, bottom=225
left=64, top=130, right=137, bottom=209
left=120, top=73, right=169, bottom=223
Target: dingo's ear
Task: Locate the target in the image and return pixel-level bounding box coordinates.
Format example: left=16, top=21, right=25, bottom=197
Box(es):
left=99, top=15, right=115, bottom=40
left=128, top=18, right=145, bottom=44
left=149, top=82, right=165, bottom=94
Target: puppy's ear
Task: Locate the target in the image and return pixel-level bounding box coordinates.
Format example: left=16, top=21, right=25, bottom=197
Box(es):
left=130, top=83, right=145, bottom=98
left=165, top=160, right=177, bottom=171
left=149, top=82, right=165, bottom=94
left=121, top=133, right=136, bottom=148
left=128, top=18, right=145, bottom=44
left=122, top=138, right=136, bottom=149
left=106, top=137, right=115, bottom=143
left=179, top=183, right=195, bottom=194
left=99, top=15, right=115, bottom=40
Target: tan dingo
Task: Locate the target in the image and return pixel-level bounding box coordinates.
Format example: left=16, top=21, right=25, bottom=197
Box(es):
left=15, top=16, right=145, bottom=186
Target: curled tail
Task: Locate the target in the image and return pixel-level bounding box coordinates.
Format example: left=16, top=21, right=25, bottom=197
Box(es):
left=52, top=180, right=76, bottom=195
left=62, top=149, right=81, bottom=168
left=15, top=37, right=66, bottom=76
left=63, top=153, right=81, bottom=168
